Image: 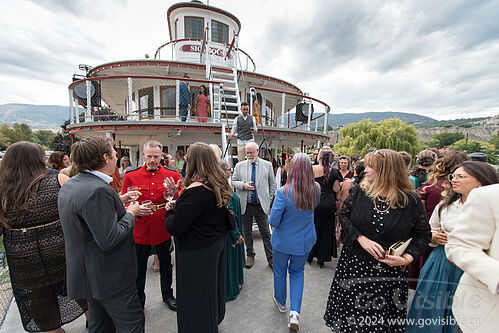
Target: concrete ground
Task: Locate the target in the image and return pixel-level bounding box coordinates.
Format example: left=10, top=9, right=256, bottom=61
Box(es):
left=1, top=233, right=338, bottom=332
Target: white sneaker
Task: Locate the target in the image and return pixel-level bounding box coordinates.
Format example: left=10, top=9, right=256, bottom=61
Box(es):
left=272, top=296, right=287, bottom=313
left=288, top=311, right=300, bottom=331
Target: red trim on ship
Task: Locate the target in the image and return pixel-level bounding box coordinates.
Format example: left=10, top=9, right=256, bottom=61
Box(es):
left=86, top=60, right=302, bottom=94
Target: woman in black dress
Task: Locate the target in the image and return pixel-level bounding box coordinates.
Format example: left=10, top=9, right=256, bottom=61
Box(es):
left=165, top=142, right=233, bottom=333
left=308, top=148, right=342, bottom=266
left=324, top=149, right=431, bottom=332
left=0, top=142, right=87, bottom=333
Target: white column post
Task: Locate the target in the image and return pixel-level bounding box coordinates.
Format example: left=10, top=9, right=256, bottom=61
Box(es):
left=280, top=93, right=285, bottom=128
left=209, top=82, right=214, bottom=122
left=307, top=97, right=312, bottom=131
left=154, top=85, right=161, bottom=119
left=324, top=106, right=329, bottom=134
left=221, top=123, right=228, bottom=162
left=175, top=80, right=180, bottom=120
left=262, top=96, right=267, bottom=126
left=74, top=98, right=80, bottom=123
left=85, top=80, right=92, bottom=122
left=249, top=87, right=254, bottom=120
left=69, top=89, right=75, bottom=124
left=315, top=104, right=319, bottom=132
left=127, top=77, right=133, bottom=119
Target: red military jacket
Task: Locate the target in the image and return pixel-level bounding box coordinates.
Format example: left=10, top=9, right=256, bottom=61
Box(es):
left=122, top=164, right=182, bottom=245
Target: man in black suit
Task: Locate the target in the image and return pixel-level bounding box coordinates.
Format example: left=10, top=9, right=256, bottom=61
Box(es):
left=58, top=136, right=144, bottom=333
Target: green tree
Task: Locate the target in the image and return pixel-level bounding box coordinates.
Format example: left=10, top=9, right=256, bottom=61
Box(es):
left=51, top=120, right=71, bottom=155
left=33, top=130, right=56, bottom=148
left=0, top=124, right=15, bottom=144
left=0, top=132, right=11, bottom=150
left=12, top=123, right=33, bottom=142
left=333, top=119, right=419, bottom=156
left=433, top=132, right=465, bottom=148
left=450, top=139, right=497, bottom=164
left=489, top=132, right=499, bottom=148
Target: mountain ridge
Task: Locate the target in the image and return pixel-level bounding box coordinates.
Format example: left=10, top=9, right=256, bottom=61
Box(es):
left=0, top=103, right=494, bottom=130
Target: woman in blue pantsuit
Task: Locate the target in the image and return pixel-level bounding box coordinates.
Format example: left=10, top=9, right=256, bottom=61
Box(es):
left=269, top=153, right=320, bottom=331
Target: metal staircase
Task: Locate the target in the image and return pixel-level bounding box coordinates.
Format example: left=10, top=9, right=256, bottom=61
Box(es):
left=210, top=67, right=240, bottom=124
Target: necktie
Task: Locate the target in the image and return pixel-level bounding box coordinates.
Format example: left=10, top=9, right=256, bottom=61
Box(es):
left=250, top=162, right=257, bottom=203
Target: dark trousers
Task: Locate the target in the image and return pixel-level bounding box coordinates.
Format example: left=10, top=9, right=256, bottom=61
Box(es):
left=135, top=238, right=174, bottom=307
left=180, top=105, right=188, bottom=122
left=87, top=283, right=144, bottom=333
left=242, top=202, right=273, bottom=263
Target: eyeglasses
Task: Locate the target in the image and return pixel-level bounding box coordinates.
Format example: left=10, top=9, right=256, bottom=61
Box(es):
left=447, top=174, right=468, bottom=182
left=372, top=150, right=385, bottom=158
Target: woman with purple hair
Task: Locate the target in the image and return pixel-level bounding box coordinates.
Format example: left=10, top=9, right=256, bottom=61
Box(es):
left=307, top=148, right=343, bottom=266
left=269, top=153, right=321, bottom=330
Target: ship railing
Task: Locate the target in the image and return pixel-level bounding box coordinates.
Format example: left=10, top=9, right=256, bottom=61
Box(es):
left=153, top=38, right=256, bottom=72
left=67, top=76, right=329, bottom=136
left=249, top=85, right=331, bottom=135
left=68, top=75, right=237, bottom=124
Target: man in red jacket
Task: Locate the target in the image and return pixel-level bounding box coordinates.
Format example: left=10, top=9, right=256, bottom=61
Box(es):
left=122, top=140, right=182, bottom=311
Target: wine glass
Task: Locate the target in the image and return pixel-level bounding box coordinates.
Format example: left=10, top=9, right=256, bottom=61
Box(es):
left=163, top=178, right=175, bottom=201
left=127, top=186, right=139, bottom=201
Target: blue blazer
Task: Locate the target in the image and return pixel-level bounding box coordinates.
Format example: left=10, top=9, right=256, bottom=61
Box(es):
left=268, top=186, right=317, bottom=256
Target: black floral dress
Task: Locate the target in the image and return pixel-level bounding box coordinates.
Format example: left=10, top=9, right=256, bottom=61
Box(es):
left=324, top=186, right=430, bottom=332
left=3, top=170, right=87, bottom=332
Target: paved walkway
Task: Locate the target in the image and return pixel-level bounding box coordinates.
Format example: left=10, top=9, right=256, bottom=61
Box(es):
left=1, top=234, right=338, bottom=332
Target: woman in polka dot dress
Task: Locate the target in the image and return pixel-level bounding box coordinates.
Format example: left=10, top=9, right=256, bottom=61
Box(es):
left=324, top=149, right=431, bottom=332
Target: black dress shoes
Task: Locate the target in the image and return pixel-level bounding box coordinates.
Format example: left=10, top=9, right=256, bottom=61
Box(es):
left=164, top=296, right=177, bottom=311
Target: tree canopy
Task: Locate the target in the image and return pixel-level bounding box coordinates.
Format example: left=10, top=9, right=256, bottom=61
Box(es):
left=333, top=118, right=419, bottom=157
left=0, top=123, right=57, bottom=151
left=449, top=139, right=497, bottom=164
left=432, top=132, right=465, bottom=148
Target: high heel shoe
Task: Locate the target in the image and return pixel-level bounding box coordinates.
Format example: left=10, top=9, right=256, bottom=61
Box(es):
left=318, top=261, right=324, bottom=268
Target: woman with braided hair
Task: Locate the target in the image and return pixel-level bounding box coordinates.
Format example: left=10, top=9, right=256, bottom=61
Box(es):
left=407, top=150, right=470, bottom=289
left=307, top=147, right=343, bottom=267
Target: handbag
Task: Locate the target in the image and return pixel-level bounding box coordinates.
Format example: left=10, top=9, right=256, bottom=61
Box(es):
left=388, top=238, right=412, bottom=256
left=226, top=206, right=236, bottom=231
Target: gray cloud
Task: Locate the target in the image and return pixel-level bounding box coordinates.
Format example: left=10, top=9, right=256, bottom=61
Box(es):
left=26, top=0, right=131, bottom=19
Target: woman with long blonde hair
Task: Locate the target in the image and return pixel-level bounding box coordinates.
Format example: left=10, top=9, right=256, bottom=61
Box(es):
left=269, top=153, right=320, bottom=330
left=324, top=149, right=431, bottom=332
left=165, top=142, right=232, bottom=333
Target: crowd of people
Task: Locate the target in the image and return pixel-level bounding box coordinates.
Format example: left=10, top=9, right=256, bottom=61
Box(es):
left=0, top=135, right=498, bottom=333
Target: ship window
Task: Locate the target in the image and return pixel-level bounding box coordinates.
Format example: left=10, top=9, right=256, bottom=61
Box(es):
left=211, top=20, right=229, bottom=44
left=138, top=88, right=153, bottom=118
left=185, top=16, right=204, bottom=39
left=160, top=86, right=176, bottom=117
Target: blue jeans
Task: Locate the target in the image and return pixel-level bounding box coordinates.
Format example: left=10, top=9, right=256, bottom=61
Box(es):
left=273, top=250, right=309, bottom=313
left=180, top=105, right=189, bottom=122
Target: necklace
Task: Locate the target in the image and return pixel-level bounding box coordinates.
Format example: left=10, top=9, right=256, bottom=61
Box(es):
left=376, top=196, right=389, bottom=203
left=373, top=197, right=390, bottom=214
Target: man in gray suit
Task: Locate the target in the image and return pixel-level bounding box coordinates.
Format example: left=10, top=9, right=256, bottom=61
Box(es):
left=58, top=136, right=144, bottom=333
left=232, top=142, right=276, bottom=269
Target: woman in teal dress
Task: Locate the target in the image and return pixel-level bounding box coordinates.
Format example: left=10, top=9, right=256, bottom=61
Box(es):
left=406, top=161, right=498, bottom=333
left=219, top=159, right=245, bottom=301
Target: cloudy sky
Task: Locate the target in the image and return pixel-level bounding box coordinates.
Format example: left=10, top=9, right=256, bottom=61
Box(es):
left=1, top=0, right=498, bottom=120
